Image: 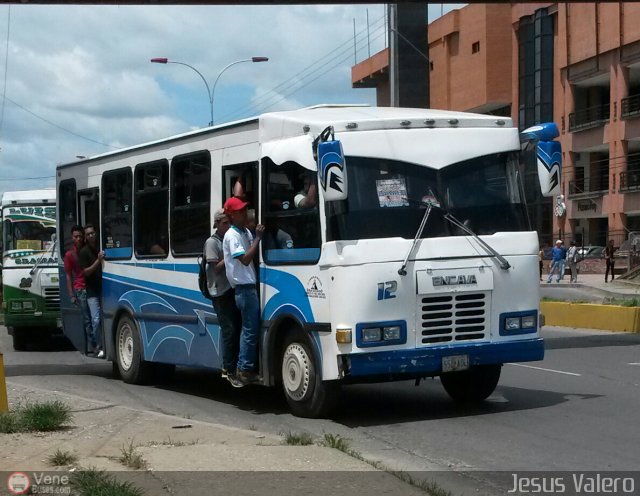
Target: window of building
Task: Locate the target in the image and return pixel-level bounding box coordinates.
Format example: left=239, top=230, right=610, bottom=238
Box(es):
left=472, top=41, right=480, bottom=54
left=171, top=151, right=211, bottom=256
left=58, top=179, right=77, bottom=256
left=135, top=160, right=169, bottom=258
left=102, top=168, right=132, bottom=259
left=261, top=157, right=321, bottom=264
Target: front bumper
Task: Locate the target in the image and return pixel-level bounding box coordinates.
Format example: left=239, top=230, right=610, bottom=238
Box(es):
left=343, top=338, right=544, bottom=377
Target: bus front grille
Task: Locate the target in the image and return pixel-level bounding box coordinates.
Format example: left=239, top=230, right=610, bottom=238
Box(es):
left=44, top=287, right=60, bottom=312
left=418, top=292, right=488, bottom=345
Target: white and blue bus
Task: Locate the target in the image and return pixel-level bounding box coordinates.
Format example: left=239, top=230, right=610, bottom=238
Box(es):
left=56, top=105, right=561, bottom=418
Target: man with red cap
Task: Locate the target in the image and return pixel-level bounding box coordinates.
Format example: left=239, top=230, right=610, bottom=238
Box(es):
left=222, top=196, right=265, bottom=386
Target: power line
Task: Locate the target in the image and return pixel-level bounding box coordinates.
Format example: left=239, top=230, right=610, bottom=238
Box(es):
left=218, top=14, right=387, bottom=122
left=3, top=95, right=120, bottom=150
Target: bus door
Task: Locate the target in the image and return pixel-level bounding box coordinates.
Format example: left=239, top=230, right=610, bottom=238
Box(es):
left=59, top=179, right=88, bottom=353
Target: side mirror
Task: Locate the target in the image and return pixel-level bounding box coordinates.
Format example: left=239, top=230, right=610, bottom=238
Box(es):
left=520, top=123, right=561, bottom=197
left=315, top=126, right=348, bottom=201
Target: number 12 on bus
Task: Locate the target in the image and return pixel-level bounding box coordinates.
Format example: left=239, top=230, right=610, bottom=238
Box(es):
left=56, top=106, right=561, bottom=418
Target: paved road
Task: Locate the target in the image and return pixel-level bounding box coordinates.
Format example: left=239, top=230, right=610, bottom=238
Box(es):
left=2, top=326, right=639, bottom=494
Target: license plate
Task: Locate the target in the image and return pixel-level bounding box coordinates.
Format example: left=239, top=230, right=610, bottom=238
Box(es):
left=442, top=354, right=469, bottom=373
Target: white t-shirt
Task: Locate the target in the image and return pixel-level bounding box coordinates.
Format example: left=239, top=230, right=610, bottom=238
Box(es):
left=223, top=225, right=257, bottom=287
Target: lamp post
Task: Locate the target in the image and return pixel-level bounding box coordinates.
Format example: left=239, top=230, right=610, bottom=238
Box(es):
left=151, top=56, right=269, bottom=126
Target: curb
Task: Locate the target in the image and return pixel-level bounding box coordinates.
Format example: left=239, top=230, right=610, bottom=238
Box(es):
left=540, top=301, right=640, bottom=333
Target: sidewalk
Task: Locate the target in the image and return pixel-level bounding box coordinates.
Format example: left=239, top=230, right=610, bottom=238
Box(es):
left=541, top=272, right=640, bottom=298
left=0, top=382, right=427, bottom=496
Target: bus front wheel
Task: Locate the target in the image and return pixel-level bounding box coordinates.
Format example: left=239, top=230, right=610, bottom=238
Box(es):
left=280, top=330, right=338, bottom=418
left=440, top=364, right=501, bottom=403
left=115, top=315, right=152, bottom=384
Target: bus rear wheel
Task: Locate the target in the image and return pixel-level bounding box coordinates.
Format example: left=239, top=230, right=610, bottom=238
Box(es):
left=281, top=330, right=339, bottom=418
left=440, top=364, right=501, bottom=403
left=115, top=315, right=152, bottom=384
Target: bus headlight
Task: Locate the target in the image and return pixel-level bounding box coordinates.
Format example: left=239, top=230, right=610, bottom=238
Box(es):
left=383, top=326, right=402, bottom=341
left=500, top=311, right=537, bottom=335
left=356, top=321, right=406, bottom=347
left=10, top=301, right=22, bottom=311
left=362, top=327, right=382, bottom=343
left=521, top=315, right=537, bottom=329
left=22, top=300, right=34, bottom=310
left=505, top=317, right=521, bottom=330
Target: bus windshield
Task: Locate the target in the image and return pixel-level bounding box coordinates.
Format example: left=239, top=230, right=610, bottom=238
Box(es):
left=3, top=219, right=56, bottom=252
left=326, top=152, right=529, bottom=241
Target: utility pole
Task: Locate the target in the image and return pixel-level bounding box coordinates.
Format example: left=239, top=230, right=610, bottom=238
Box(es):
left=387, top=3, right=430, bottom=108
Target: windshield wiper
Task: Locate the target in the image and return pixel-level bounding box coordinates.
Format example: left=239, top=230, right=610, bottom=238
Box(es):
left=443, top=212, right=511, bottom=270
left=398, top=201, right=434, bottom=276
left=30, top=236, right=57, bottom=276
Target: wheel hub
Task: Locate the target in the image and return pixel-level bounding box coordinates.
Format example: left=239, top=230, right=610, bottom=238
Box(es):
left=282, top=343, right=311, bottom=401
left=118, top=324, right=134, bottom=371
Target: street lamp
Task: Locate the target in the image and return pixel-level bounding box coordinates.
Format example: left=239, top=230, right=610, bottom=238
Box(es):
left=150, top=56, right=269, bottom=126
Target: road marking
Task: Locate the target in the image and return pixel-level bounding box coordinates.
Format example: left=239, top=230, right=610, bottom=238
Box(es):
left=507, top=363, right=581, bottom=376
left=628, top=363, right=640, bottom=366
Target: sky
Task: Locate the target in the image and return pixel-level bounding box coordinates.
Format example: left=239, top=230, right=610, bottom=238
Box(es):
left=0, top=3, right=462, bottom=197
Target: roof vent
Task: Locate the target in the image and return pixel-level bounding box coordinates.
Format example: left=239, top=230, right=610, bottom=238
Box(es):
left=424, top=119, right=435, bottom=126
left=496, top=120, right=505, bottom=126
left=400, top=120, right=411, bottom=127
left=302, top=125, right=310, bottom=133
left=448, top=119, right=459, bottom=126
left=346, top=122, right=358, bottom=129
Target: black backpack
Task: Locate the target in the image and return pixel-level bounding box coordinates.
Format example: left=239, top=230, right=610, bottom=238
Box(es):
left=198, top=252, right=213, bottom=301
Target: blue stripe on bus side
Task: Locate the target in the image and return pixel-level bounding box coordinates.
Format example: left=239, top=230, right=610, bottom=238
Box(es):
left=103, top=272, right=209, bottom=306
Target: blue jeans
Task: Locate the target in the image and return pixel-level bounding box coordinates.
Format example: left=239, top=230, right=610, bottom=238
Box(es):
left=87, top=295, right=102, bottom=349
left=234, top=284, right=260, bottom=372
left=212, top=288, right=241, bottom=372
left=74, top=289, right=94, bottom=349
left=547, top=261, right=562, bottom=282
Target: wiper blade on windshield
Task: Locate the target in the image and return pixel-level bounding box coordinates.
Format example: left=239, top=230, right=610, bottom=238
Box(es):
left=443, top=212, right=511, bottom=270
left=398, top=191, right=440, bottom=276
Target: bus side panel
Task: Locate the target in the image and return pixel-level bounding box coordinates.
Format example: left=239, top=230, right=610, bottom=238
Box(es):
left=102, top=263, right=223, bottom=370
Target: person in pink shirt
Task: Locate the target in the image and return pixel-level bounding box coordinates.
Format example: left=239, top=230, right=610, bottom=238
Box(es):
left=63, top=225, right=93, bottom=353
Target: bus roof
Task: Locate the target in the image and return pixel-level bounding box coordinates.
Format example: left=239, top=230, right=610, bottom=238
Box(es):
left=56, top=105, right=514, bottom=169
left=1, top=189, right=56, bottom=206
left=259, top=105, right=513, bottom=143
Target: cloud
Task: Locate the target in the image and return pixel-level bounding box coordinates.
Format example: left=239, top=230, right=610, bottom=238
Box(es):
left=0, top=4, right=461, bottom=197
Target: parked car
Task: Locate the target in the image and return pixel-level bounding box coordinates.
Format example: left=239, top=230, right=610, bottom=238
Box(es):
left=577, top=246, right=605, bottom=259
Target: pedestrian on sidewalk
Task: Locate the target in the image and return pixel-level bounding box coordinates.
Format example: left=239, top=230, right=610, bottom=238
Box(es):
left=566, top=240, right=579, bottom=283
left=605, top=239, right=616, bottom=283
left=558, top=240, right=567, bottom=280
left=222, top=197, right=265, bottom=387
left=538, top=245, right=545, bottom=281
left=547, top=239, right=564, bottom=283
left=204, top=209, right=241, bottom=382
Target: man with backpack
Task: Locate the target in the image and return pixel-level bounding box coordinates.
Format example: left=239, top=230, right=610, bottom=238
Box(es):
left=204, top=209, right=241, bottom=383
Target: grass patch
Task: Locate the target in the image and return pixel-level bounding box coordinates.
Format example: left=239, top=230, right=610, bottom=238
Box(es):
left=0, top=401, right=72, bottom=433
left=145, top=437, right=198, bottom=447
left=320, top=432, right=452, bottom=496
left=47, top=448, right=78, bottom=467
left=70, top=467, right=144, bottom=496
left=320, top=433, right=353, bottom=453
left=119, top=440, right=147, bottom=470
left=281, top=430, right=314, bottom=446
left=617, top=298, right=640, bottom=307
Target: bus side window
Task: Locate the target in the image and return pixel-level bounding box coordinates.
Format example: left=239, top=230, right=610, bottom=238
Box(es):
left=102, top=168, right=132, bottom=259
left=58, top=179, right=77, bottom=256
left=135, top=160, right=169, bottom=258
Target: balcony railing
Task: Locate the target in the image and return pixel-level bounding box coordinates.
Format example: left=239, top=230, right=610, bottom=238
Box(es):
left=621, top=93, right=640, bottom=119
left=568, top=172, right=609, bottom=197
left=568, top=103, right=610, bottom=132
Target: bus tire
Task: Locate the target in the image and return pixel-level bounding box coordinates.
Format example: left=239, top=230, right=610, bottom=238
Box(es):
left=11, top=327, right=27, bottom=351
left=115, top=315, right=152, bottom=384
left=280, top=330, right=339, bottom=418
left=440, top=364, right=501, bottom=403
